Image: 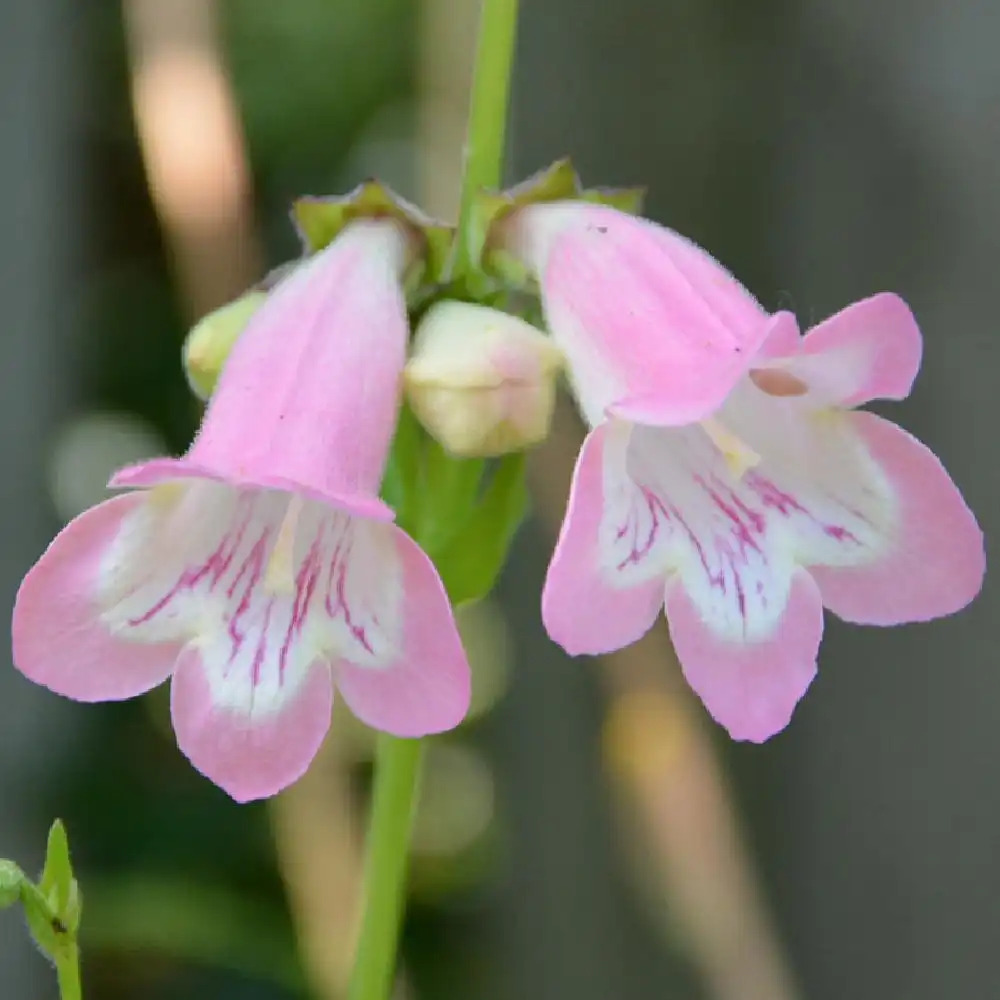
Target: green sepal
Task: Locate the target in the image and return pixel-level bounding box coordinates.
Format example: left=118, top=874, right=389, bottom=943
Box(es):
left=578, top=184, right=646, bottom=215
left=463, top=159, right=579, bottom=287
left=292, top=181, right=454, bottom=290
left=468, top=160, right=645, bottom=290
left=0, top=860, right=23, bottom=908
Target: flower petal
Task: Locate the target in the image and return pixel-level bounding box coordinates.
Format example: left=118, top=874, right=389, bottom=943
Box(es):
left=761, top=293, right=922, bottom=406
left=336, top=523, right=471, bottom=736
left=542, top=422, right=668, bottom=655
left=666, top=570, right=823, bottom=741
left=12, top=494, right=181, bottom=701
left=810, top=411, right=984, bottom=624
left=170, top=644, right=333, bottom=802
left=502, top=202, right=770, bottom=425
left=179, top=218, right=413, bottom=508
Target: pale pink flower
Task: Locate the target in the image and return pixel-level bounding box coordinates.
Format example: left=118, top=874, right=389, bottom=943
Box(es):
left=501, top=203, right=984, bottom=740
left=13, top=219, right=471, bottom=800
left=495, top=201, right=789, bottom=427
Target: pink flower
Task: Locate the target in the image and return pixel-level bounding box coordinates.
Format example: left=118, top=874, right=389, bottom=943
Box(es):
left=495, top=201, right=787, bottom=426
left=502, top=204, right=984, bottom=741
left=12, top=219, right=471, bottom=801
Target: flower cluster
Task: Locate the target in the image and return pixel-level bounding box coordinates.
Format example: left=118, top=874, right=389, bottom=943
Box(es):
left=11, top=168, right=984, bottom=800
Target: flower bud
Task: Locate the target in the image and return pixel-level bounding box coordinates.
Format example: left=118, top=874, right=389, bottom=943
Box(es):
left=183, top=289, right=267, bottom=400
left=405, top=302, right=563, bottom=457
left=0, top=860, right=22, bottom=908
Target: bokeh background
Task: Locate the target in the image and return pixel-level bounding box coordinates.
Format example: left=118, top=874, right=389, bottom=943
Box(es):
left=1, top=1, right=996, bottom=998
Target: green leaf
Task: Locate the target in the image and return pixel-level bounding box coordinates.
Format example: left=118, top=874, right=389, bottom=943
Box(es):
left=37, top=820, right=81, bottom=942
left=435, top=453, right=529, bottom=605
left=381, top=403, right=423, bottom=534
left=21, top=879, right=66, bottom=959
left=417, top=441, right=485, bottom=558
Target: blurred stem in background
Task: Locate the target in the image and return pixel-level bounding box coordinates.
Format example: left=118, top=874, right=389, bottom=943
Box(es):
left=348, top=1, right=521, bottom=993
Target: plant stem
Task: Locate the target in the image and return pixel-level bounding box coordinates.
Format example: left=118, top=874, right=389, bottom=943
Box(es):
left=346, top=1, right=520, bottom=996
left=454, top=0, right=521, bottom=276
left=346, top=736, right=424, bottom=1000
left=55, top=944, right=82, bottom=1000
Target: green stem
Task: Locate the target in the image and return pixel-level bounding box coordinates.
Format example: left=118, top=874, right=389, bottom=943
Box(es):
left=454, top=0, right=521, bottom=276
left=55, top=944, right=82, bottom=1000
left=346, top=2, right=519, bottom=997
left=346, top=736, right=424, bottom=1000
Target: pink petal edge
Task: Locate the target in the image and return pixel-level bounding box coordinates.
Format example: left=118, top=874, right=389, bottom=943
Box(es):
left=336, top=524, right=471, bottom=737
left=12, top=493, right=181, bottom=702
left=542, top=423, right=666, bottom=655
left=666, top=570, right=824, bottom=742
left=793, top=293, right=922, bottom=405
left=811, top=411, right=984, bottom=625
left=170, top=645, right=334, bottom=802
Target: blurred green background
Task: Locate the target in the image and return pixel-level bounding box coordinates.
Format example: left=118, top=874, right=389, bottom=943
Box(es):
left=0, top=1, right=996, bottom=998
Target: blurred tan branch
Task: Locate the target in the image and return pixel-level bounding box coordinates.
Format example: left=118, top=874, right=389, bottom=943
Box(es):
left=122, top=0, right=261, bottom=318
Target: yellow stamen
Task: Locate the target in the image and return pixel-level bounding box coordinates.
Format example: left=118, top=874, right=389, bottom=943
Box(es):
left=265, top=495, right=304, bottom=594
left=700, top=417, right=761, bottom=480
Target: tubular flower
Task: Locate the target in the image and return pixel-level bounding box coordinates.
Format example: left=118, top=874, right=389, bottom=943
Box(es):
left=499, top=205, right=984, bottom=740
left=493, top=200, right=789, bottom=427
left=12, top=218, right=471, bottom=801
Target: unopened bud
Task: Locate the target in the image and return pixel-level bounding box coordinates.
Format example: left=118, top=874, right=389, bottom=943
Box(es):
left=405, top=301, right=562, bottom=457
left=183, top=290, right=267, bottom=400
left=0, top=860, right=22, bottom=907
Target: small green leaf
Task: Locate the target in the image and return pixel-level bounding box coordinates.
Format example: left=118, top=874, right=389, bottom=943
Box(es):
left=435, top=453, right=529, bottom=606
left=40, top=822, right=71, bottom=901
left=21, top=879, right=64, bottom=958
left=417, top=442, right=485, bottom=558
left=39, top=820, right=82, bottom=938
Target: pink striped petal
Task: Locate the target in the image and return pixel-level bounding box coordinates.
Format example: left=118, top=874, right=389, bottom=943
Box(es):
left=542, top=422, right=668, bottom=655
left=336, top=524, right=471, bottom=736
left=810, top=411, right=984, bottom=624
left=170, top=644, right=333, bottom=802
left=12, top=494, right=181, bottom=702
left=666, top=570, right=823, bottom=741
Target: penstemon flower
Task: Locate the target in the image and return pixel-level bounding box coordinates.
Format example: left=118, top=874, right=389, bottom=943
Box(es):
left=12, top=217, right=471, bottom=801
left=496, top=200, right=984, bottom=740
